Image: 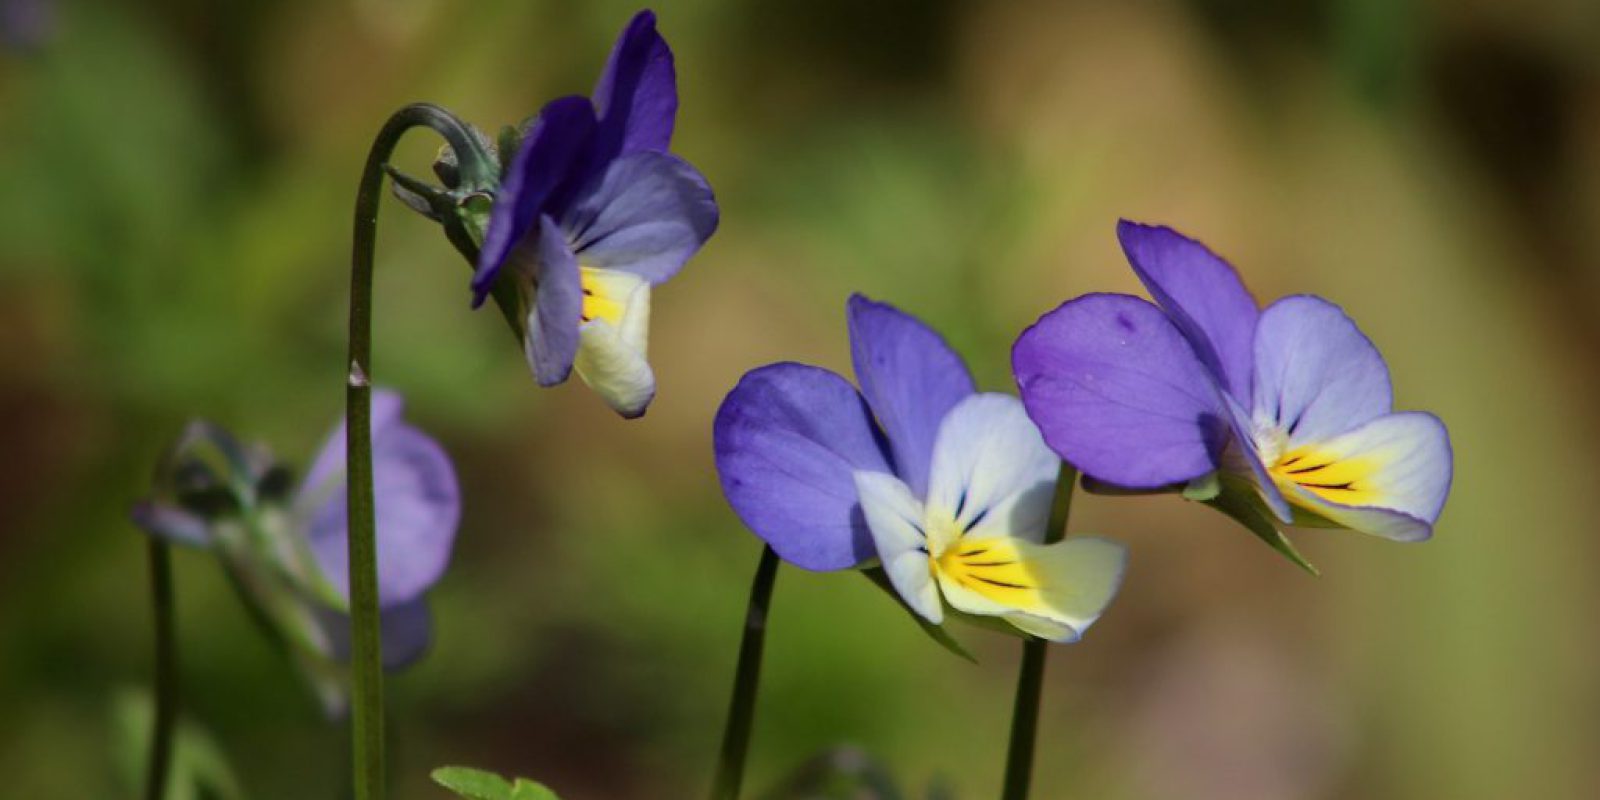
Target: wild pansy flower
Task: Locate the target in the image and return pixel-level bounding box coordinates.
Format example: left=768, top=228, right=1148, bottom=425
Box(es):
left=466, top=10, right=719, bottom=418
left=131, top=390, right=458, bottom=714
left=715, top=295, right=1127, bottom=642
left=1013, top=221, right=1453, bottom=561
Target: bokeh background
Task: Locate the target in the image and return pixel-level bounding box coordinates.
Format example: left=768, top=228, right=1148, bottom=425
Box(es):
left=3, top=0, right=1598, bottom=797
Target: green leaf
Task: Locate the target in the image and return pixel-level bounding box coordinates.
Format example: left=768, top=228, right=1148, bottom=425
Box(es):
left=110, top=688, right=248, bottom=800
left=509, top=778, right=561, bottom=800
left=860, top=568, right=976, bottom=663
left=1203, top=479, right=1320, bottom=576
left=431, top=766, right=514, bottom=800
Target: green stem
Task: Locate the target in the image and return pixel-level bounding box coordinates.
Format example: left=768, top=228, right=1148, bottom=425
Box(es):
left=144, top=539, right=177, bottom=800
left=709, top=545, right=780, bottom=800
left=1000, top=464, right=1078, bottom=800
left=347, top=102, right=483, bottom=800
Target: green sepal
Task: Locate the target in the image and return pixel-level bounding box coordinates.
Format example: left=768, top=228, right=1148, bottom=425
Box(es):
left=1203, top=478, right=1319, bottom=576
left=431, top=766, right=514, bottom=800
left=860, top=568, right=976, bottom=663
left=1181, top=472, right=1221, bottom=502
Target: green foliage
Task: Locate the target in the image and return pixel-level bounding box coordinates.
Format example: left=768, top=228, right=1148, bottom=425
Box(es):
left=432, top=766, right=559, bottom=800
left=110, top=689, right=247, bottom=800
left=1204, top=476, right=1320, bottom=576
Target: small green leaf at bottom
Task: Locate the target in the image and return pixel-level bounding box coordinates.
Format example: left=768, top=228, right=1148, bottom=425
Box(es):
left=431, top=766, right=513, bottom=800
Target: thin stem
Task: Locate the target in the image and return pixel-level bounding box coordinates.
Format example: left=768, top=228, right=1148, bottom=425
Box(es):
left=144, top=539, right=177, bottom=800
left=347, top=102, right=483, bottom=800
left=709, top=545, right=781, bottom=800
left=1000, top=464, right=1078, bottom=800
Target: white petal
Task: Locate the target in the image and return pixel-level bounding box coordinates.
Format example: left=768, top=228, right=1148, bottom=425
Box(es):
left=853, top=470, right=942, bottom=625
left=1271, top=411, right=1452, bottom=541
left=573, top=274, right=655, bottom=418
left=933, top=535, right=1128, bottom=641
left=925, top=393, right=1060, bottom=543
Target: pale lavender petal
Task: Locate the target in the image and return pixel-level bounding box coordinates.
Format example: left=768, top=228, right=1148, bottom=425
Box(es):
left=308, top=411, right=460, bottom=608
left=714, top=363, right=893, bottom=571
left=1220, top=392, right=1295, bottom=524
left=1252, top=295, right=1392, bottom=446
left=561, top=151, right=717, bottom=284
left=523, top=214, right=583, bottom=386
left=592, top=9, right=677, bottom=158
left=1275, top=411, right=1452, bottom=541
left=846, top=295, right=975, bottom=499
left=472, top=96, right=595, bottom=307
left=1116, top=220, right=1259, bottom=400
left=130, top=502, right=211, bottom=548
left=1012, top=293, right=1224, bottom=488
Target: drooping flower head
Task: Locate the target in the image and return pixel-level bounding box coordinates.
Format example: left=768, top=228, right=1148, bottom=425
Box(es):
left=714, top=296, right=1126, bottom=642
left=131, top=390, right=459, bottom=714
left=470, top=10, right=718, bottom=418
left=1013, top=221, right=1452, bottom=564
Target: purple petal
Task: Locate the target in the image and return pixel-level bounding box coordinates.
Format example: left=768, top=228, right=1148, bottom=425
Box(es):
left=1012, top=293, right=1225, bottom=488
left=714, top=363, right=893, bottom=571
left=846, top=295, right=976, bottom=499
left=592, top=9, right=677, bottom=159
left=1116, top=220, right=1259, bottom=401
left=472, top=97, right=596, bottom=307
left=561, top=151, right=718, bottom=284
left=307, top=405, right=460, bottom=608
left=299, top=389, right=406, bottom=501
left=313, top=596, right=434, bottom=670
left=1252, top=295, right=1392, bottom=446
left=523, top=214, right=583, bottom=386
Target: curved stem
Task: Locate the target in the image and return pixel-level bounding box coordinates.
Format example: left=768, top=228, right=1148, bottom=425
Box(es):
left=709, top=545, right=780, bottom=800
left=1000, top=464, right=1078, bottom=800
left=144, top=539, right=177, bottom=800
left=346, top=102, right=483, bottom=800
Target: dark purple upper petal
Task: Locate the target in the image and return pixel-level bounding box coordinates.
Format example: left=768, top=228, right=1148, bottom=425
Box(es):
left=472, top=96, right=596, bottom=307
left=714, top=363, right=893, bottom=571
left=1012, top=293, right=1225, bottom=488
left=1252, top=295, right=1392, bottom=446
left=304, top=394, right=460, bottom=609
left=846, top=295, right=976, bottom=499
left=1116, top=220, right=1259, bottom=401
left=592, top=9, right=677, bottom=161
left=522, top=214, right=583, bottom=386
left=313, top=596, right=433, bottom=670
left=561, top=151, right=717, bottom=284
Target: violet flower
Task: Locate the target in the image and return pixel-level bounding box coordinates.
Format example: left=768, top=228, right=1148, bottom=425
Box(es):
left=715, top=296, right=1126, bottom=642
left=470, top=10, right=718, bottom=418
left=1013, top=221, right=1452, bottom=557
left=131, top=390, right=458, bottom=714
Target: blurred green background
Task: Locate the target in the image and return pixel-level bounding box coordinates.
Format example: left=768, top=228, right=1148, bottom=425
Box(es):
left=3, top=0, right=1598, bottom=797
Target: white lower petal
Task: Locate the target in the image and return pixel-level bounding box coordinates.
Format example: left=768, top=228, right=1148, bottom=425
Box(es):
left=853, top=470, right=942, bottom=625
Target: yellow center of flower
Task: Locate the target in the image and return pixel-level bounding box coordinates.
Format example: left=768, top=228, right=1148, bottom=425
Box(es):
left=579, top=267, right=630, bottom=326
left=1267, top=444, right=1381, bottom=506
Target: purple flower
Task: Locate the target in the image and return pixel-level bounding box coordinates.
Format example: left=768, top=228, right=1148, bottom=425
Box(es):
left=132, top=390, right=459, bottom=713
left=472, top=10, right=718, bottom=418
left=1013, top=221, right=1453, bottom=549
left=715, top=296, right=1126, bottom=642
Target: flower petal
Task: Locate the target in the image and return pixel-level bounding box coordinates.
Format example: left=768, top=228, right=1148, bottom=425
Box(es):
left=307, top=409, right=460, bottom=608
left=847, top=295, right=976, bottom=498
left=1116, top=220, right=1259, bottom=400
left=592, top=9, right=677, bottom=159
left=522, top=214, right=583, bottom=387
left=1271, top=411, right=1452, bottom=541
left=130, top=502, right=212, bottom=548
left=1221, top=392, right=1295, bottom=524
left=313, top=596, right=433, bottom=670
left=573, top=279, right=656, bottom=419
left=472, top=97, right=596, bottom=307
left=714, top=363, right=893, bottom=571
left=1253, top=295, right=1392, bottom=447
left=853, top=470, right=942, bottom=624
left=1012, top=293, right=1226, bottom=488
left=925, top=393, right=1059, bottom=544
left=562, top=151, right=718, bottom=284
left=934, top=535, right=1127, bottom=642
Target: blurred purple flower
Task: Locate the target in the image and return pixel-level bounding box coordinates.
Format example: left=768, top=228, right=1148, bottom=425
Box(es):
left=0, top=0, right=53, bottom=52
left=1013, top=220, right=1453, bottom=546
left=131, top=389, right=458, bottom=713
left=472, top=10, right=718, bottom=418
left=714, top=295, right=1125, bottom=642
